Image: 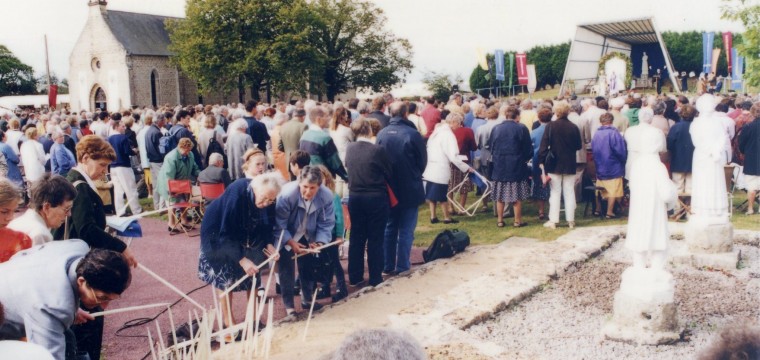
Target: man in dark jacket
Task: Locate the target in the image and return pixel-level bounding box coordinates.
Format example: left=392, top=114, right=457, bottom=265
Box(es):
left=366, top=97, right=391, bottom=129
left=244, top=100, right=270, bottom=153
left=738, top=103, right=760, bottom=214
left=145, top=113, right=166, bottom=210
left=198, top=153, right=232, bottom=187
left=667, top=104, right=696, bottom=203
left=538, top=103, right=582, bottom=229
left=376, top=102, right=426, bottom=275
left=591, top=113, right=627, bottom=218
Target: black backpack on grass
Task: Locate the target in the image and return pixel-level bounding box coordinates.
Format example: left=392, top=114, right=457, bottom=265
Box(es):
left=422, top=229, right=470, bottom=263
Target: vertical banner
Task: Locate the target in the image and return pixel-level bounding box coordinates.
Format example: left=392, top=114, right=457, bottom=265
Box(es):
left=732, top=47, right=744, bottom=91
left=494, top=49, right=505, bottom=81
left=527, top=64, right=537, bottom=94
left=516, top=53, right=528, bottom=85
left=508, top=52, right=515, bottom=88
left=48, top=84, right=58, bottom=108
left=712, top=48, right=721, bottom=76
left=703, top=32, right=714, bottom=75
left=476, top=47, right=489, bottom=71
left=723, top=32, right=733, bottom=75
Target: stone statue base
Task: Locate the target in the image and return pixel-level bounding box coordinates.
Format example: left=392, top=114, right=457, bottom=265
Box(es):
left=678, top=216, right=737, bottom=270
left=685, top=216, right=733, bottom=253
left=603, top=267, right=680, bottom=345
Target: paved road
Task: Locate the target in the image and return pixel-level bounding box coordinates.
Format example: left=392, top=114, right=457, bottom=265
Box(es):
left=102, top=217, right=423, bottom=359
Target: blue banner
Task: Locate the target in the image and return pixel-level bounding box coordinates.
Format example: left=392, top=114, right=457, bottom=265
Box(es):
left=703, top=32, right=714, bottom=75
left=494, top=49, right=505, bottom=81
left=732, top=47, right=744, bottom=91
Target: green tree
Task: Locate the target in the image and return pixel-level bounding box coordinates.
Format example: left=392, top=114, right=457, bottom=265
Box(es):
left=469, top=63, right=490, bottom=97
left=0, top=45, right=37, bottom=96
left=663, top=31, right=742, bottom=76
left=309, top=0, right=413, bottom=101
left=723, top=0, right=759, bottom=86
left=526, top=42, right=570, bottom=89
left=167, top=0, right=318, bottom=101
left=422, top=71, right=455, bottom=102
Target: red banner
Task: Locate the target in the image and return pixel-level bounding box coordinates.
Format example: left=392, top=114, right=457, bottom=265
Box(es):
left=516, top=53, right=528, bottom=85
left=48, top=84, right=58, bottom=108
left=723, top=32, right=733, bottom=75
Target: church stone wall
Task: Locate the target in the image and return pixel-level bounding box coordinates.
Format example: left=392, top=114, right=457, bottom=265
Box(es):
left=128, top=56, right=180, bottom=108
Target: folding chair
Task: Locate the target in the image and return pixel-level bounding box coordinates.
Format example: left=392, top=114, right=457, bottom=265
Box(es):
left=447, top=171, right=492, bottom=217
left=670, top=193, right=691, bottom=221
left=198, top=182, right=225, bottom=216
left=168, top=179, right=202, bottom=236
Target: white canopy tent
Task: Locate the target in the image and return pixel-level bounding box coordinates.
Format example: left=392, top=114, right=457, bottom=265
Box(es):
left=559, top=17, right=680, bottom=96
left=0, top=95, right=70, bottom=111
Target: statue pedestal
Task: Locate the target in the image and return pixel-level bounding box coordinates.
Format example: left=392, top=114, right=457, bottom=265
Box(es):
left=676, top=216, right=738, bottom=270
left=603, top=267, right=680, bottom=345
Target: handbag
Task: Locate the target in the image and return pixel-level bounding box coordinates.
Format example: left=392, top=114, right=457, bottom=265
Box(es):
left=543, top=124, right=557, bottom=171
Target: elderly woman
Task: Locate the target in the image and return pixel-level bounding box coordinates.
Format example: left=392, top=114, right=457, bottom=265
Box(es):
left=450, top=109, right=477, bottom=215
left=275, top=166, right=335, bottom=315
left=0, top=130, right=22, bottom=187
left=52, top=135, right=137, bottom=360
left=538, top=102, right=582, bottom=229
left=422, top=113, right=473, bottom=224
left=9, top=174, right=76, bottom=245
left=50, top=128, right=76, bottom=177
left=530, top=108, right=553, bottom=220
left=20, top=127, right=46, bottom=184
left=157, top=138, right=200, bottom=233
left=198, top=172, right=284, bottom=333
left=197, top=114, right=225, bottom=166
left=226, top=119, right=255, bottom=180
left=489, top=106, right=533, bottom=227
left=345, top=118, right=392, bottom=287
left=0, top=177, right=32, bottom=262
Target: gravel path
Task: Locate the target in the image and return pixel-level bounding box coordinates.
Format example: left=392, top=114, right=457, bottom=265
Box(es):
left=468, top=237, right=760, bottom=360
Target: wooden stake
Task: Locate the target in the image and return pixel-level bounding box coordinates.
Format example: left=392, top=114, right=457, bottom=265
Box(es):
left=89, top=303, right=170, bottom=317
left=138, top=263, right=204, bottom=310
left=293, top=241, right=341, bottom=259
left=147, top=329, right=157, bottom=360
left=302, top=287, right=320, bottom=340
left=166, top=305, right=178, bottom=351
left=218, top=230, right=285, bottom=299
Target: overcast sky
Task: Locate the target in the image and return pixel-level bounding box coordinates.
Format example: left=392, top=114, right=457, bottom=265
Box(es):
left=0, top=0, right=746, bottom=96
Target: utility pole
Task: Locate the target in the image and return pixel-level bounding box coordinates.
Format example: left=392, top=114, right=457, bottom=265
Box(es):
left=44, top=35, right=52, bottom=91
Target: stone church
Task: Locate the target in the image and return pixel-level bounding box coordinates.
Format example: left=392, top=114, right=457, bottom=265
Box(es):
left=69, top=1, right=233, bottom=112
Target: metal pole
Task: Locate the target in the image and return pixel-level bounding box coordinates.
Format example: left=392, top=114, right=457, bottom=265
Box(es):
left=44, top=35, right=51, bottom=90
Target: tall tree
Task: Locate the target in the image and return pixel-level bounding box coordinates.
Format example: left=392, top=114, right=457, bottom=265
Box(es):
left=309, top=0, right=413, bottom=101
left=0, top=45, right=37, bottom=96
left=422, top=71, right=455, bottom=102
left=167, top=0, right=318, bottom=101
left=722, top=0, right=756, bottom=85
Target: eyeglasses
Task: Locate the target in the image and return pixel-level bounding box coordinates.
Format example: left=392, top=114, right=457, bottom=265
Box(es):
left=87, top=282, right=120, bottom=304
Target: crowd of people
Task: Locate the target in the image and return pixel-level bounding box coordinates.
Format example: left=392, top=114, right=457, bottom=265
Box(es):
left=0, top=86, right=757, bottom=359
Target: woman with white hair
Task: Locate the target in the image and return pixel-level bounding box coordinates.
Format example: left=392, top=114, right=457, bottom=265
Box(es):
left=226, top=119, right=255, bottom=180
left=422, top=113, right=473, bottom=224
left=50, top=127, right=76, bottom=176
left=20, top=127, right=46, bottom=184
left=270, top=112, right=290, bottom=179
left=198, top=172, right=285, bottom=336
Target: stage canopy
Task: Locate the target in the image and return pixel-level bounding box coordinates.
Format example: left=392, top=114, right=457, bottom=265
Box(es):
left=559, top=17, right=680, bottom=96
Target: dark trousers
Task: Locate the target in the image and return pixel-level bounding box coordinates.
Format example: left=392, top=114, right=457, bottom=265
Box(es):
left=322, top=237, right=346, bottom=289
left=348, top=193, right=389, bottom=286
left=72, top=305, right=104, bottom=360
left=277, top=238, right=318, bottom=309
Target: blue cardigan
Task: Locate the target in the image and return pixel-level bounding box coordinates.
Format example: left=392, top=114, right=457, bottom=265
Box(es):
left=200, top=178, right=275, bottom=264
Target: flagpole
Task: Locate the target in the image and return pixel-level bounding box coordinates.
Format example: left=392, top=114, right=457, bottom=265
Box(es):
left=44, top=35, right=51, bottom=92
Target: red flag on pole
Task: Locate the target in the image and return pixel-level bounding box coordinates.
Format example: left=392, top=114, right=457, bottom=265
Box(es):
left=723, top=32, right=733, bottom=75
left=516, top=53, right=528, bottom=85
left=48, top=84, right=58, bottom=108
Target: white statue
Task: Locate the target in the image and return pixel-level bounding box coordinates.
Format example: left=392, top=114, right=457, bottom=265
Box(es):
left=608, top=71, right=617, bottom=94
left=598, top=70, right=607, bottom=96
left=690, top=94, right=730, bottom=220
left=641, top=52, right=649, bottom=78
left=625, top=107, right=676, bottom=268
left=605, top=116, right=680, bottom=344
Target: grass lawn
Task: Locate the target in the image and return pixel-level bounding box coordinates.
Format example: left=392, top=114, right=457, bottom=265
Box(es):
left=412, top=190, right=760, bottom=247
left=137, top=189, right=760, bottom=248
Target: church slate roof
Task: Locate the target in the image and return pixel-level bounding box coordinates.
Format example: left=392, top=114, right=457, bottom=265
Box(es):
left=104, top=10, right=180, bottom=57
